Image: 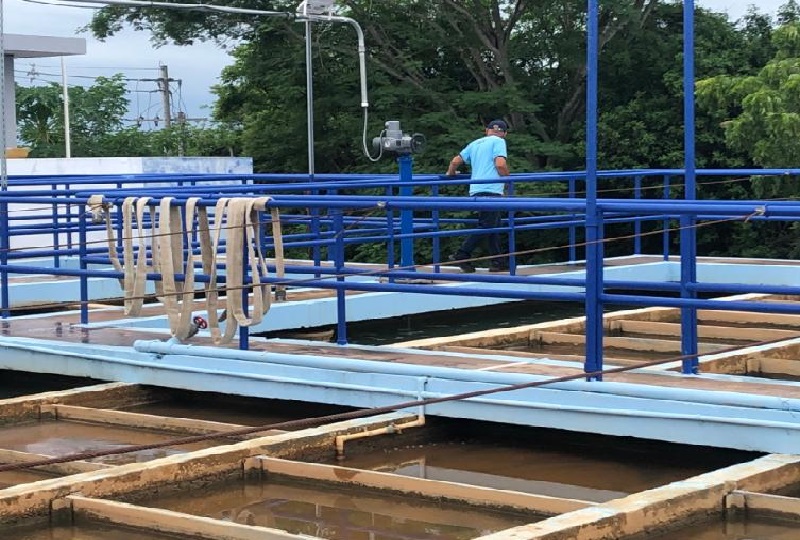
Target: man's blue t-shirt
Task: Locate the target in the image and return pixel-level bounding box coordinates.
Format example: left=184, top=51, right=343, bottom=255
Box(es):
left=459, top=135, right=507, bottom=196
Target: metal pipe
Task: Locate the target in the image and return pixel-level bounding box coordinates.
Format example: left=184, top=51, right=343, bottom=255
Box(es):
left=398, top=154, right=415, bottom=270
left=681, top=0, right=698, bottom=374
left=129, top=340, right=800, bottom=413
left=335, top=416, right=425, bottom=460
left=305, top=20, right=315, bottom=178
left=584, top=0, right=602, bottom=379
left=48, top=0, right=294, bottom=18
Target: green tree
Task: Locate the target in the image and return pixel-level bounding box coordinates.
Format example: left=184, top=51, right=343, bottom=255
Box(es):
left=694, top=6, right=800, bottom=258
left=16, top=75, right=243, bottom=158
left=697, top=21, right=800, bottom=169
left=85, top=0, right=786, bottom=261
left=17, top=75, right=129, bottom=157
left=87, top=0, right=660, bottom=173
left=596, top=4, right=766, bottom=171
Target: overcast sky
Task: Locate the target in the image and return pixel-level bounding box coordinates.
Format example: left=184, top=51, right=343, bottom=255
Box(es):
left=2, top=0, right=790, bottom=128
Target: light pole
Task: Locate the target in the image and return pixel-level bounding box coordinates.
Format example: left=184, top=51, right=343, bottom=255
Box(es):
left=296, top=0, right=336, bottom=177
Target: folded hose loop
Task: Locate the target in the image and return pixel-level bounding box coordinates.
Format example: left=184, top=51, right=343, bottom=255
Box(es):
left=154, top=197, right=201, bottom=340
left=124, top=197, right=153, bottom=316
left=86, top=195, right=123, bottom=281
left=93, top=195, right=286, bottom=345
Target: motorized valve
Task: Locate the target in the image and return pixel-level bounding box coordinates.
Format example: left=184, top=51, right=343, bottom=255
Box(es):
left=372, top=121, right=426, bottom=156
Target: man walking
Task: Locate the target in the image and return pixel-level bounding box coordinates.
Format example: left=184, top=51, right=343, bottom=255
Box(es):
left=446, top=119, right=510, bottom=273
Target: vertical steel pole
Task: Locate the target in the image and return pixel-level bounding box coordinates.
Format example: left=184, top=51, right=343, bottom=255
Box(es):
left=662, top=175, right=670, bottom=260
left=398, top=154, right=415, bottom=270
left=0, top=200, right=7, bottom=319
left=0, top=0, right=6, bottom=191
left=333, top=208, right=347, bottom=344
left=239, top=228, right=250, bottom=351
left=584, top=0, right=603, bottom=380
left=506, top=181, right=516, bottom=273
left=0, top=0, right=8, bottom=322
left=386, top=184, right=396, bottom=278
left=634, top=175, right=642, bottom=254
left=52, top=182, right=60, bottom=268
left=79, top=213, right=88, bottom=325
left=0, top=0, right=6, bottom=321
left=305, top=21, right=323, bottom=271
left=569, top=178, right=577, bottom=263
left=431, top=183, right=440, bottom=271
left=681, top=0, right=699, bottom=374
left=61, top=57, right=72, bottom=158
left=305, top=20, right=315, bottom=178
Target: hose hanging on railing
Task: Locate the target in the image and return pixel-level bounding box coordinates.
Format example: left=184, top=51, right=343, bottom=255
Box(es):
left=204, top=197, right=267, bottom=344
left=86, top=194, right=123, bottom=283
left=155, top=197, right=200, bottom=340
left=89, top=195, right=286, bottom=344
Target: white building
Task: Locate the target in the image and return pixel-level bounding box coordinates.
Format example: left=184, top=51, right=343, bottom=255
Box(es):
left=3, top=33, right=86, bottom=150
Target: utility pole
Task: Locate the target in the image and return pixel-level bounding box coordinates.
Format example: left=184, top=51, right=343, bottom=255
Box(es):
left=158, top=64, right=171, bottom=128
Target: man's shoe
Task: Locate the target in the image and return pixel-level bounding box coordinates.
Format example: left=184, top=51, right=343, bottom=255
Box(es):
left=459, top=262, right=476, bottom=274
left=448, top=255, right=476, bottom=274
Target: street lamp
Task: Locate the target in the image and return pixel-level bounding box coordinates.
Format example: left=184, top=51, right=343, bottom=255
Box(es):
left=297, top=0, right=335, bottom=17
left=296, top=0, right=338, bottom=176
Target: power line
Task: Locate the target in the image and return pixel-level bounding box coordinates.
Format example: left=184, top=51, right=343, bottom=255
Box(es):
left=17, top=62, right=208, bottom=130
left=28, top=64, right=160, bottom=71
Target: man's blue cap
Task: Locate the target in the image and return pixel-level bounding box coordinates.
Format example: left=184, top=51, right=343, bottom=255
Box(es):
left=487, top=119, right=508, bottom=132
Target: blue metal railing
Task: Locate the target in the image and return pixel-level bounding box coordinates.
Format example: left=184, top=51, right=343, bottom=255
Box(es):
left=0, top=168, right=797, bottom=378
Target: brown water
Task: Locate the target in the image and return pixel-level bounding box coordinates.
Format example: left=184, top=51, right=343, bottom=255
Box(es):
left=344, top=300, right=588, bottom=345
left=148, top=479, right=534, bottom=539
left=121, top=393, right=353, bottom=428
left=651, top=516, right=800, bottom=539
left=0, top=371, right=98, bottom=399
left=329, top=425, right=755, bottom=503
left=7, top=523, right=192, bottom=539
left=0, top=420, right=230, bottom=465
left=0, top=468, right=58, bottom=489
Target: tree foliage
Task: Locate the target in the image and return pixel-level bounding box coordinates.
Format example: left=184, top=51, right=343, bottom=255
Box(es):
left=87, top=0, right=661, bottom=173
left=76, top=1, right=800, bottom=261
left=16, top=76, right=242, bottom=158
left=698, top=18, right=800, bottom=169
left=17, top=75, right=127, bottom=156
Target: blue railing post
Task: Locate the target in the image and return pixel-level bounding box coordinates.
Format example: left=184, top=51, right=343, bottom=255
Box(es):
left=78, top=212, right=89, bottom=325
left=51, top=182, right=61, bottom=268
left=116, top=183, right=124, bottom=263
left=0, top=201, right=8, bottom=319
left=432, top=183, right=441, bottom=272
left=325, top=188, right=337, bottom=263
left=398, top=154, right=415, bottom=271
left=332, top=208, right=347, bottom=345
left=311, top=188, right=321, bottom=277
left=662, top=175, right=671, bottom=260
left=507, top=181, right=516, bottom=273
left=568, top=177, right=577, bottom=263
left=634, top=175, right=642, bottom=255
left=585, top=0, right=603, bottom=380
left=681, top=0, right=699, bottom=374
left=386, top=184, right=396, bottom=277
left=239, top=224, right=250, bottom=351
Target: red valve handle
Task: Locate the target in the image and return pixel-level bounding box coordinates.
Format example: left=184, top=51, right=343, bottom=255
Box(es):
left=192, top=316, right=208, bottom=329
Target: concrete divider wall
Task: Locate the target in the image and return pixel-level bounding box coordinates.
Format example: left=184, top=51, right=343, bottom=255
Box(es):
left=0, top=413, right=413, bottom=525
left=474, top=454, right=800, bottom=540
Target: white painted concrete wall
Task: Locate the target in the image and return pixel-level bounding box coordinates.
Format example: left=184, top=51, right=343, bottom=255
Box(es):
left=4, top=156, right=253, bottom=251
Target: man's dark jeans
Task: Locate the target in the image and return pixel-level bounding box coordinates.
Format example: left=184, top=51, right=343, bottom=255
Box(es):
left=455, top=193, right=506, bottom=269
